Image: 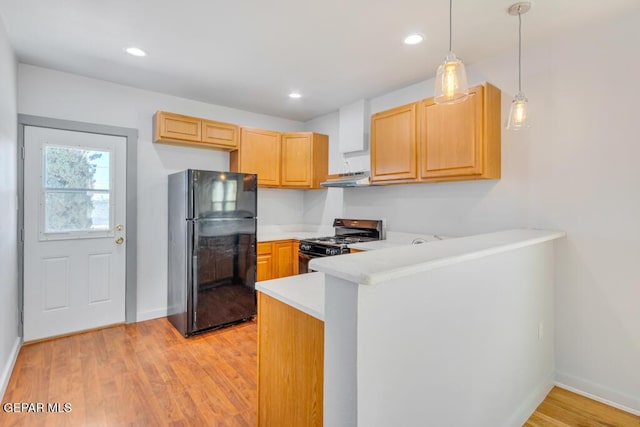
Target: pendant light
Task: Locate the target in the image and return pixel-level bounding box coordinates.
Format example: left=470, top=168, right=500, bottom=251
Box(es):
left=434, top=0, right=469, bottom=104
left=506, top=2, right=531, bottom=130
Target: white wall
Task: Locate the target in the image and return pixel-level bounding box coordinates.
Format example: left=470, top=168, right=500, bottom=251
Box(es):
left=304, top=111, right=344, bottom=225
left=509, top=11, right=640, bottom=411
left=307, top=9, right=640, bottom=412
left=0, top=17, right=19, bottom=398
left=18, top=64, right=305, bottom=320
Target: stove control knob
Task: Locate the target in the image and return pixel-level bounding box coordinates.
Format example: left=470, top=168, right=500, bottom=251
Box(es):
left=325, top=248, right=331, bottom=255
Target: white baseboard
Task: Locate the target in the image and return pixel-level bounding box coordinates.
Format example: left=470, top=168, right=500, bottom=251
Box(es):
left=505, top=372, right=555, bottom=426
left=555, top=375, right=640, bottom=416
left=0, top=337, right=22, bottom=400
left=136, top=307, right=167, bottom=322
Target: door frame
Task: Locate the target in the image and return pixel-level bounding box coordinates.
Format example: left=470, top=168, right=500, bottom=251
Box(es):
left=17, top=114, right=138, bottom=337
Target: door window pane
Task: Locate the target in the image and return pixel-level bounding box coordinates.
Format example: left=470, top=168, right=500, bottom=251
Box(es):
left=42, top=145, right=112, bottom=236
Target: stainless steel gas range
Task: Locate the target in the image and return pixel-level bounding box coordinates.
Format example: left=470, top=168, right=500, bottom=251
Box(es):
left=298, top=218, right=383, bottom=274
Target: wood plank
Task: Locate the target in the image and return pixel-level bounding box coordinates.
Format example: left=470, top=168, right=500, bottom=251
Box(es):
left=526, top=387, right=640, bottom=426
left=0, top=318, right=257, bottom=426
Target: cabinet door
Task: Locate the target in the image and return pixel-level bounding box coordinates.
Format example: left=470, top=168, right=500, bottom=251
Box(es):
left=370, top=103, right=418, bottom=182
left=155, top=111, right=201, bottom=143
left=201, top=119, right=238, bottom=150
left=281, top=133, right=312, bottom=188
left=257, top=242, right=273, bottom=281
left=273, top=240, right=294, bottom=278
left=420, top=86, right=483, bottom=178
left=239, top=128, right=281, bottom=186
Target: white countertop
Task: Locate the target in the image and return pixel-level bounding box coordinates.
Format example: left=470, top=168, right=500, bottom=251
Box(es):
left=257, top=224, right=333, bottom=242
left=349, top=232, right=452, bottom=251
left=349, top=240, right=406, bottom=251
left=310, top=229, right=566, bottom=286
left=255, top=272, right=325, bottom=321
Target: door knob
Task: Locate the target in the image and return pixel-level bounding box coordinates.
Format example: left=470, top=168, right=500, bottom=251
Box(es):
left=115, top=237, right=125, bottom=245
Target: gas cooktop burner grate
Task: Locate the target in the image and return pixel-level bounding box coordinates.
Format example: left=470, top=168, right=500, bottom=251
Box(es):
left=306, top=236, right=377, bottom=245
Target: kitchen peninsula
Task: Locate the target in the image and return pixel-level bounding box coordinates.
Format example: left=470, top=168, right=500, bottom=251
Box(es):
left=256, top=228, right=566, bottom=427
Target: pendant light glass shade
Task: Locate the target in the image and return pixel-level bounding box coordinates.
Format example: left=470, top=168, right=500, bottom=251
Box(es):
left=506, top=2, right=531, bottom=130
left=434, top=51, right=469, bottom=104
left=507, top=91, right=529, bottom=130
left=434, top=0, right=468, bottom=104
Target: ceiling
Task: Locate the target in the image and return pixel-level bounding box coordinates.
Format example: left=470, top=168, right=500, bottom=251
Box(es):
left=0, top=0, right=637, bottom=121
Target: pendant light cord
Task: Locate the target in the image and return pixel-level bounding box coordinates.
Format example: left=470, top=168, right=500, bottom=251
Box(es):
left=449, top=0, right=453, bottom=52
left=518, top=8, right=522, bottom=92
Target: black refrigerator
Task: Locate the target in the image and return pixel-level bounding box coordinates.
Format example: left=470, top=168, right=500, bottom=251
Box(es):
left=167, top=169, right=257, bottom=336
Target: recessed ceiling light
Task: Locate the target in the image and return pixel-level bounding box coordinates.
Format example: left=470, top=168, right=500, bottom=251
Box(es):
left=404, top=34, right=425, bottom=45
left=289, top=92, right=302, bottom=99
left=125, top=47, right=147, bottom=57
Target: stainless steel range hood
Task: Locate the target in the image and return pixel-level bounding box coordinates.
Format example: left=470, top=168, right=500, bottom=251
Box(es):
left=320, top=171, right=370, bottom=187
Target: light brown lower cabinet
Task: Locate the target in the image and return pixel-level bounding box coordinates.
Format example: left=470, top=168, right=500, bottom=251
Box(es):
left=256, top=240, right=299, bottom=281
left=258, top=293, right=324, bottom=427
left=257, top=242, right=274, bottom=282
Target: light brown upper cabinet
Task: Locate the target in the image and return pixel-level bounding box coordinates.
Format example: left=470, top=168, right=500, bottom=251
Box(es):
left=231, top=130, right=328, bottom=189
left=370, top=103, right=418, bottom=183
left=281, top=133, right=329, bottom=188
left=420, top=84, right=500, bottom=180
left=370, top=83, right=501, bottom=184
left=201, top=119, right=239, bottom=149
left=231, top=128, right=282, bottom=187
left=154, top=111, right=239, bottom=151
left=154, top=111, right=201, bottom=143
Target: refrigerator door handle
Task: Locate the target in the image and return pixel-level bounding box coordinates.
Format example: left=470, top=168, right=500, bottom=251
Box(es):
left=193, top=178, right=199, bottom=220
left=191, top=219, right=199, bottom=331
left=192, top=254, right=198, bottom=329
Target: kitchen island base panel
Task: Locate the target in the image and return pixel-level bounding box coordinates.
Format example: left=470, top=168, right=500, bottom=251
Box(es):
left=316, top=230, right=564, bottom=426
left=257, top=292, right=323, bottom=427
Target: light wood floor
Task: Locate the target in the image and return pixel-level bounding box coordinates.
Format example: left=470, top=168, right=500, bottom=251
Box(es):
left=1, top=318, right=257, bottom=426
left=525, top=386, right=640, bottom=426
left=2, top=318, right=638, bottom=426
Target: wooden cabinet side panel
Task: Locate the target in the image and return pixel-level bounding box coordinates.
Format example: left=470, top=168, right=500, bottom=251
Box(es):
left=370, top=103, right=418, bottom=182
left=258, top=293, right=324, bottom=427
left=239, top=128, right=281, bottom=186
left=229, top=150, right=239, bottom=172
left=420, top=86, right=483, bottom=179
left=281, top=133, right=312, bottom=187
left=292, top=240, right=299, bottom=275
left=311, top=133, right=329, bottom=189
left=483, top=83, right=502, bottom=179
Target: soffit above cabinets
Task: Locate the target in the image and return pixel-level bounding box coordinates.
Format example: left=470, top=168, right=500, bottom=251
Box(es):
left=339, top=99, right=370, bottom=154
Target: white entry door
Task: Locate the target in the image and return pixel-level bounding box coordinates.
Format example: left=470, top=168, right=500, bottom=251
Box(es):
left=23, top=126, right=127, bottom=342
